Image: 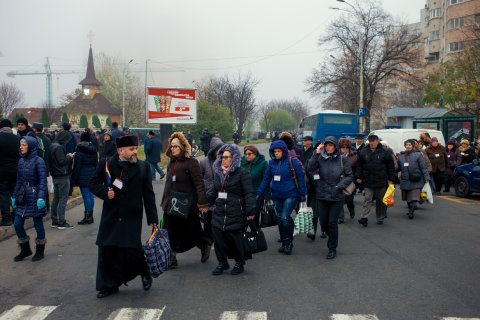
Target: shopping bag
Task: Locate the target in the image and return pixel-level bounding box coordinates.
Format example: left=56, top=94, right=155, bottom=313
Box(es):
left=382, top=183, right=395, bottom=207
left=144, top=224, right=171, bottom=278
left=422, top=182, right=434, bottom=204
left=259, top=199, right=277, bottom=228
left=244, top=222, right=268, bottom=254
left=293, top=202, right=314, bottom=236
left=47, top=176, right=54, bottom=194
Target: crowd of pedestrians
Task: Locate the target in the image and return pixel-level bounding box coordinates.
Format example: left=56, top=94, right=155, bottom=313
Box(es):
left=2, top=117, right=480, bottom=299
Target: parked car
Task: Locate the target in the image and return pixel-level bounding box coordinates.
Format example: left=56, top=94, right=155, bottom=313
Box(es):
left=453, top=159, right=480, bottom=197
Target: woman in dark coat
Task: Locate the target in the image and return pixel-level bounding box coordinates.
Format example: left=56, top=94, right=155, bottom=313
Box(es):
left=445, top=139, right=459, bottom=192
left=338, top=138, right=357, bottom=223
left=72, top=131, right=98, bottom=224
left=397, top=139, right=430, bottom=219
left=240, top=144, right=270, bottom=227
left=210, top=144, right=256, bottom=275
left=161, top=132, right=211, bottom=269
left=307, top=136, right=353, bottom=260
left=100, top=131, right=116, bottom=160
left=12, top=136, right=48, bottom=262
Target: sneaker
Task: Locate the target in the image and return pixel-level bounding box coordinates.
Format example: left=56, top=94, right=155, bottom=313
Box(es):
left=50, top=221, right=59, bottom=228
left=57, top=222, right=74, bottom=230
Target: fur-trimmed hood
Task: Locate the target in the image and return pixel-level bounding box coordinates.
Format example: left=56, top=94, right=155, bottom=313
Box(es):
left=166, top=131, right=192, bottom=159
left=213, top=144, right=242, bottom=175
left=279, top=131, right=295, bottom=150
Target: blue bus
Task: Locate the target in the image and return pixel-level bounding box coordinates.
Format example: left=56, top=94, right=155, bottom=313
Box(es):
left=299, top=111, right=358, bottom=142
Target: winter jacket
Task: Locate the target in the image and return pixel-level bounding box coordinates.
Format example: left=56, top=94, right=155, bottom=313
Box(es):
left=145, top=137, right=162, bottom=164
left=48, top=131, right=72, bottom=178
left=90, top=154, right=158, bottom=248
left=13, top=136, right=47, bottom=218
left=257, top=140, right=307, bottom=201
left=456, top=145, right=475, bottom=165
left=397, top=150, right=429, bottom=191
left=418, top=148, right=432, bottom=172
left=0, top=127, right=20, bottom=178
left=307, top=136, right=354, bottom=201
left=211, top=144, right=256, bottom=231
left=356, top=144, right=395, bottom=188
left=109, top=128, right=124, bottom=141
left=241, top=153, right=270, bottom=199
left=446, top=148, right=459, bottom=174
left=426, top=144, right=448, bottom=172
left=36, top=133, right=51, bottom=176
left=200, top=137, right=224, bottom=206
left=64, top=131, right=77, bottom=153
left=72, top=142, right=98, bottom=187
left=100, top=140, right=117, bottom=160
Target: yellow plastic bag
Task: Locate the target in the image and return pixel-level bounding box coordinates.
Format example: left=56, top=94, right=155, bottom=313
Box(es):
left=382, top=183, right=395, bottom=207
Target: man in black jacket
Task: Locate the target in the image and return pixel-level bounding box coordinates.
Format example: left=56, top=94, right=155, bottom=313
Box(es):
left=0, top=119, right=20, bottom=226
left=49, top=131, right=74, bottom=229
left=89, top=135, right=158, bottom=298
left=356, top=134, right=395, bottom=227
left=145, top=131, right=165, bottom=180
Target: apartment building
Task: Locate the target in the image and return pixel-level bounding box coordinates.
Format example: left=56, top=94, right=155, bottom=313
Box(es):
left=423, top=0, right=480, bottom=71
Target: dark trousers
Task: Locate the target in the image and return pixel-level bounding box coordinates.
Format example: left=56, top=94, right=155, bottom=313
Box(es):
left=317, top=200, right=343, bottom=250
left=0, top=175, right=16, bottom=216
left=212, top=227, right=246, bottom=265
left=444, top=172, right=454, bottom=192
left=203, top=209, right=213, bottom=240
left=433, top=170, right=446, bottom=193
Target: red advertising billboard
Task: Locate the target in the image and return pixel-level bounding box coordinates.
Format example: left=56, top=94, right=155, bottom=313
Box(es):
left=146, top=87, right=197, bottom=124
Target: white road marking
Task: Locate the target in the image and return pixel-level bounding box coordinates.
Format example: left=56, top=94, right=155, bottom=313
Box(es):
left=441, top=318, right=480, bottom=320
left=330, top=315, right=379, bottom=320
left=107, top=307, right=166, bottom=320
left=220, top=311, right=268, bottom=320
left=0, top=305, right=58, bottom=320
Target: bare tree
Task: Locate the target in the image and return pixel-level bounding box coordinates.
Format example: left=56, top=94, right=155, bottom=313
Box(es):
left=257, top=102, right=276, bottom=133
left=266, top=98, right=309, bottom=128
left=306, top=0, right=421, bottom=132
left=201, top=73, right=259, bottom=136
left=0, top=81, right=24, bottom=118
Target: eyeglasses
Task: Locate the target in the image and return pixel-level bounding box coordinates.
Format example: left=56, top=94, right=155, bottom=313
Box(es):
left=170, top=145, right=179, bottom=149
left=244, top=152, right=254, bottom=156
left=221, top=156, right=232, bottom=160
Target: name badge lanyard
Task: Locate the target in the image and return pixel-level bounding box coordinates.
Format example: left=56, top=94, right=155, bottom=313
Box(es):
left=274, top=162, right=281, bottom=181
left=171, top=162, right=177, bottom=182
left=218, top=173, right=229, bottom=199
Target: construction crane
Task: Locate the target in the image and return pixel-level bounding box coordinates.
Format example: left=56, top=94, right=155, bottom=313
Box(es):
left=7, top=57, right=82, bottom=107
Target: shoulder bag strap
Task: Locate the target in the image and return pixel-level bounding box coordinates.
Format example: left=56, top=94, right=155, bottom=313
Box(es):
left=288, top=157, right=299, bottom=190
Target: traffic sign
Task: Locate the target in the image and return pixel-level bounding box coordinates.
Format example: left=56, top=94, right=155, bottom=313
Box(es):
left=359, top=107, right=365, bottom=117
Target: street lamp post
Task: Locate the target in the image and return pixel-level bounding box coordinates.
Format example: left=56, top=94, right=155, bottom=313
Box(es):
left=122, top=59, right=133, bottom=128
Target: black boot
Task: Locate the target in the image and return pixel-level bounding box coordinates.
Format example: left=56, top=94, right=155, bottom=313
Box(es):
left=278, top=241, right=286, bottom=253
left=212, top=261, right=230, bottom=275
left=0, top=211, right=13, bottom=226
left=14, top=237, right=32, bottom=261
left=78, top=211, right=94, bottom=225
left=32, top=239, right=46, bottom=262
left=358, top=218, right=368, bottom=227
left=283, top=239, right=293, bottom=255
left=230, top=261, right=244, bottom=275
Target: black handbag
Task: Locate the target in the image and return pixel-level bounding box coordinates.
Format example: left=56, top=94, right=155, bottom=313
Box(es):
left=166, top=190, right=193, bottom=219
left=259, top=200, right=277, bottom=228
left=408, top=168, right=422, bottom=182
left=16, top=183, right=26, bottom=205
left=244, top=222, right=268, bottom=254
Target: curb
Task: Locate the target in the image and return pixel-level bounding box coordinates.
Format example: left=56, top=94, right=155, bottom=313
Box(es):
left=0, top=196, right=83, bottom=242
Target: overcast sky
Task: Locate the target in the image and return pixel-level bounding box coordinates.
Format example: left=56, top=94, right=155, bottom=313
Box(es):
left=0, top=0, right=424, bottom=110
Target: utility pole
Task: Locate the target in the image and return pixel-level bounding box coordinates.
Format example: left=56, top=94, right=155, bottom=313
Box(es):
left=122, top=59, right=133, bottom=128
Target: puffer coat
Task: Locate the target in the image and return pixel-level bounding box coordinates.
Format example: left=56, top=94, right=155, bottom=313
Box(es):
left=72, top=141, right=98, bottom=187
left=211, top=144, right=256, bottom=231
left=257, top=140, right=307, bottom=201
left=13, top=136, right=48, bottom=218
left=397, top=150, right=429, bottom=190
left=307, top=136, right=354, bottom=201
left=356, top=143, right=396, bottom=188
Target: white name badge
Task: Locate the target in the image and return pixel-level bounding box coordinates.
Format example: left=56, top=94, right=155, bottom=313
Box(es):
left=113, top=179, right=123, bottom=189
left=218, top=192, right=227, bottom=199
left=404, top=163, right=409, bottom=167
left=435, top=154, right=440, bottom=157
left=172, top=175, right=176, bottom=182
left=314, top=174, right=320, bottom=180
left=448, top=155, right=451, bottom=158
left=461, top=152, right=465, bottom=156
left=274, top=175, right=281, bottom=181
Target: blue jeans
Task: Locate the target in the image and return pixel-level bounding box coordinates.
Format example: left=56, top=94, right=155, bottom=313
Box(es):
left=51, top=177, right=70, bottom=224
left=149, top=162, right=164, bottom=180
left=14, top=215, right=45, bottom=240
left=80, top=187, right=94, bottom=212
left=273, top=198, right=297, bottom=241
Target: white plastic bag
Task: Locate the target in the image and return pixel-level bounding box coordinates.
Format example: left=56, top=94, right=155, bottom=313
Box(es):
left=421, top=182, right=433, bottom=204
left=293, top=202, right=314, bottom=236
left=47, top=176, right=54, bottom=194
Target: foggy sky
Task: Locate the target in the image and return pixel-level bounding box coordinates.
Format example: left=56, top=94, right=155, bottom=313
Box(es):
left=0, top=0, right=423, bottom=110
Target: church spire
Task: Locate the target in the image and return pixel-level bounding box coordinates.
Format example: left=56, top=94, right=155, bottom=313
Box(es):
left=79, top=45, right=101, bottom=87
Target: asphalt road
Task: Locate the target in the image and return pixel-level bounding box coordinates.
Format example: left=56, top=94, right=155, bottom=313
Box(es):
left=0, top=143, right=479, bottom=320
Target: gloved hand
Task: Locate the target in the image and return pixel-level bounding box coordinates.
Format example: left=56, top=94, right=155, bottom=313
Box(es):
left=37, top=199, right=46, bottom=210
left=11, top=198, right=16, bottom=209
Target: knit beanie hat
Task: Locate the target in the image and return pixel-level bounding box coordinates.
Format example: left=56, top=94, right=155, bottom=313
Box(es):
left=243, top=144, right=259, bottom=155
left=431, top=137, right=438, bottom=143
left=80, top=131, right=91, bottom=142
left=0, top=119, right=12, bottom=128
left=16, top=117, right=28, bottom=126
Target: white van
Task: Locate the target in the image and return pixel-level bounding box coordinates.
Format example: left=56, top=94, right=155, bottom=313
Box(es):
left=367, top=129, right=446, bottom=157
